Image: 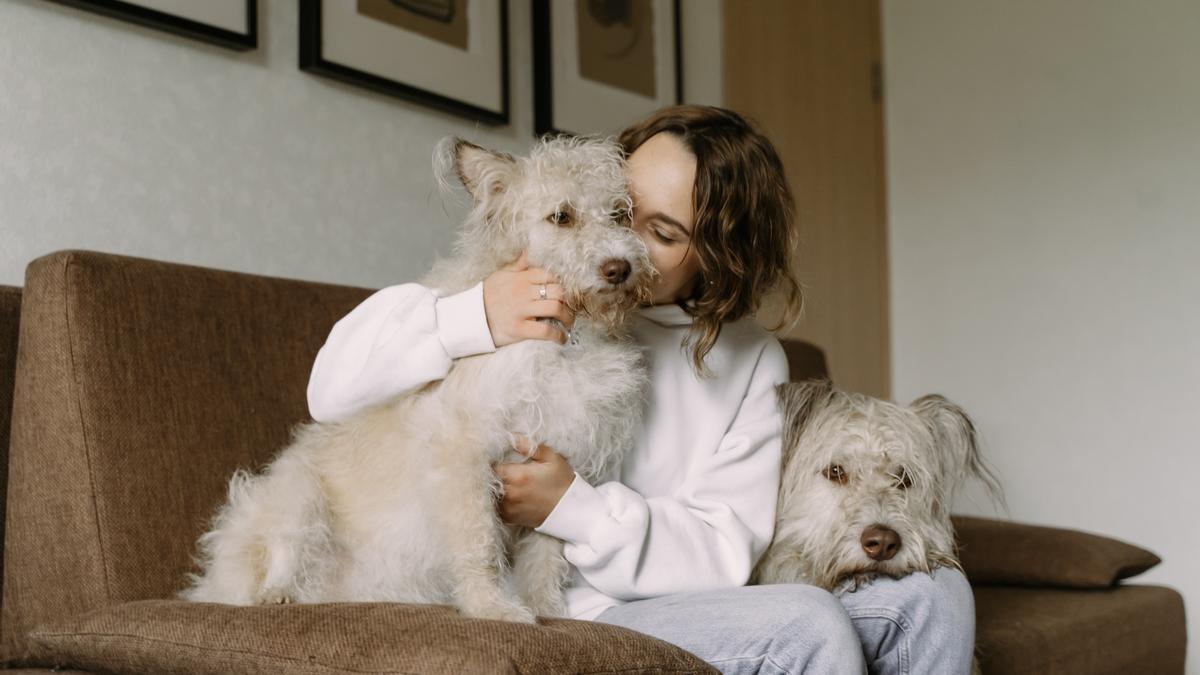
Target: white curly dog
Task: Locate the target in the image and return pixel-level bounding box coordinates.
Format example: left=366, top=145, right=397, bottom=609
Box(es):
left=753, top=378, right=1004, bottom=593
left=181, top=135, right=653, bottom=624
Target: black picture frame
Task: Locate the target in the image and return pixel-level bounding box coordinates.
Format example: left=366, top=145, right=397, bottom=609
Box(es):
left=45, top=0, right=258, bottom=51
left=299, top=0, right=510, bottom=126
left=533, top=0, right=682, bottom=137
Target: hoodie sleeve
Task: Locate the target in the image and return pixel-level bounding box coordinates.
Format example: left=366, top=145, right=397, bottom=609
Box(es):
left=533, top=339, right=788, bottom=600
left=306, top=281, right=496, bottom=423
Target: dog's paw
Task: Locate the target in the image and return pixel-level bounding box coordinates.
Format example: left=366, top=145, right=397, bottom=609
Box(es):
left=463, top=600, right=538, bottom=624
left=254, top=589, right=296, bottom=606
left=532, top=599, right=565, bottom=618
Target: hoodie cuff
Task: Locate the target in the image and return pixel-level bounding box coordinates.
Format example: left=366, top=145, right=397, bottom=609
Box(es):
left=534, top=472, right=608, bottom=545
left=434, top=282, right=496, bottom=359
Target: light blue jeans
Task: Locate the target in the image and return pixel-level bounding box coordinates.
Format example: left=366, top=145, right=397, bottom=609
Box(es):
left=593, top=566, right=975, bottom=674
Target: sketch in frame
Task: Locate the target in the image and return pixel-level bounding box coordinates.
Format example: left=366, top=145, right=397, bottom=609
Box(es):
left=300, top=0, right=510, bottom=125
left=533, top=0, right=682, bottom=137
left=44, top=0, right=257, bottom=51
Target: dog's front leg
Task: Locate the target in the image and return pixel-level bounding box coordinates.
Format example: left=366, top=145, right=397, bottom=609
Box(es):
left=436, top=438, right=537, bottom=624
left=511, top=529, right=569, bottom=618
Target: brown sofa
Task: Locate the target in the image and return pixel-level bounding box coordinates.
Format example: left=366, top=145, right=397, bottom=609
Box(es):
left=0, top=250, right=1187, bottom=673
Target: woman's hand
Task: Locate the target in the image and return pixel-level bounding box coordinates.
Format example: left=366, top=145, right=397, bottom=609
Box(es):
left=482, top=252, right=576, bottom=348
left=493, top=436, right=575, bottom=528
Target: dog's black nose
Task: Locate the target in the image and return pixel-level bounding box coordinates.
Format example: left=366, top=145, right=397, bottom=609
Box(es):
left=600, top=258, right=631, bottom=285
left=861, top=525, right=902, bottom=561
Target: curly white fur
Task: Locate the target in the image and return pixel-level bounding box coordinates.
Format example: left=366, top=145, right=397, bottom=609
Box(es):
left=752, top=379, right=1004, bottom=594
left=181, top=135, right=652, bottom=623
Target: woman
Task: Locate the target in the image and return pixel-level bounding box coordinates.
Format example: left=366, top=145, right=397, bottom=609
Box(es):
left=307, top=105, right=975, bottom=674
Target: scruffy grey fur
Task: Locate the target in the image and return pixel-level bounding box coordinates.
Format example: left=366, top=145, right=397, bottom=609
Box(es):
left=181, top=135, right=653, bottom=623
left=753, top=378, right=1003, bottom=593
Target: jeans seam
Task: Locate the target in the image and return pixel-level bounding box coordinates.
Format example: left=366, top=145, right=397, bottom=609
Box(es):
left=764, top=654, right=792, bottom=674
left=707, top=653, right=793, bottom=675
left=707, top=653, right=766, bottom=673
left=846, top=606, right=912, bottom=675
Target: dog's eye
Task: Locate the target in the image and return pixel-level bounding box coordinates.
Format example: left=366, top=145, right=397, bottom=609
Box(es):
left=894, top=468, right=914, bottom=490
left=547, top=210, right=572, bottom=227
left=822, top=464, right=848, bottom=485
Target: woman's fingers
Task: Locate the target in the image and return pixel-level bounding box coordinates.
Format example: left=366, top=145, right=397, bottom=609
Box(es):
left=520, top=320, right=568, bottom=344
left=521, top=266, right=559, bottom=286
left=529, top=282, right=566, bottom=303
left=484, top=251, right=577, bottom=347
left=512, top=434, right=534, bottom=456
left=505, top=251, right=530, bottom=271
left=529, top=300, right=575, bottom=328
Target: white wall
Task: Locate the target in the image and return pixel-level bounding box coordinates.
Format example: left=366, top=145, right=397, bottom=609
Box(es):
left=885, top=1, right=1199, bottom=671
left=0, top=0, right=722, bottom=289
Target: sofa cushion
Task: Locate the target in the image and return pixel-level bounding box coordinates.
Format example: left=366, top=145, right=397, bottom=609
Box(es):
left=952, top=516, right=1161, bottom=588
left=973, top=584, right=1186, bottom=675
left=26, top=600, right=716, bottom=675
left=2, top=251, right=373, bottom=661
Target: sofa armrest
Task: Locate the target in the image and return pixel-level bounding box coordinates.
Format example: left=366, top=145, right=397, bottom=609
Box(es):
left=952, top=515, right=1161, bottom=588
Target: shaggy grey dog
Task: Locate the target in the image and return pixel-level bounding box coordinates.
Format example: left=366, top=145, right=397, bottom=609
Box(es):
left=753, top=378, right=1003, bottom=592
left=181, top=135, right=653, bottom=624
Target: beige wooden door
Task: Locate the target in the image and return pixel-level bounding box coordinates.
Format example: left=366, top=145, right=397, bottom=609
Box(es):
left=726, top=0, right=889, bottom=398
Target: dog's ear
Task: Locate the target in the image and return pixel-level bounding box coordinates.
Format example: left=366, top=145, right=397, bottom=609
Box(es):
left=434, top=136, right=516, bottom=202
left=776, top=378, right=834, bottom=457
left=909, top=394, right=1005, bottom=509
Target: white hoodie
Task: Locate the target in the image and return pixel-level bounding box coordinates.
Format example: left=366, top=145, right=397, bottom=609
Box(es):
left=307, top=282, right=788, bottom=620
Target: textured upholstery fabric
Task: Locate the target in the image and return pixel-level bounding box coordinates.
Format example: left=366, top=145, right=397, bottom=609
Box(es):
left=27, top=600, right=716, bottom=674
left=2, top=662, right=91, bottom=667
left=1, top=250, right=372, bottom=662
left=779, top=338, right=828, bottom=383
left=0, top=250, right=718, bottom=673
left=953, top=515, right=1162, bottom=588
left=1, top=285, right=22, bottom=606
left=974, top=584, right=1186, bottom=674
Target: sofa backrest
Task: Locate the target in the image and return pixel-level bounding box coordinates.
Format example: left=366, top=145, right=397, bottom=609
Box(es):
left=1, top=251, right=372, bottom=661
left=779, top=339, right=829, bottom=383
left=0, top=249, right=834, bottom=662
left=0, top=285, right=22, bottom=614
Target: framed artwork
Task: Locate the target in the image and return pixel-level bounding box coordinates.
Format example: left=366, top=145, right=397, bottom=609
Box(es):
left=533, top=0, right=682, bottom=137
left=45, top=0, right=257, bottom=51
left=300, top=0, right=510, bottom=125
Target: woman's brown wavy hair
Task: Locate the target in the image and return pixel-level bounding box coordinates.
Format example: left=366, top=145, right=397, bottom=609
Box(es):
left=618, top=105, right=803, bottom=375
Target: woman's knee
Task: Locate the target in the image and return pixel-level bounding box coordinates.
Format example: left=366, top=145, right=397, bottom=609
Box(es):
left=916, top=567, right=974, bottom=627
left=869, top=566, right=975, bottom=638
left=763, top=584, right=864, bottom=666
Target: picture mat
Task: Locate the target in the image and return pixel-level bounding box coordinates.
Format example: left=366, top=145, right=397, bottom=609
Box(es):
left=552, top=0, right=676, bottom=135
left=358, top=0, right=468, bottom=49
left=576, top=0, right=655, bottom=98
left=323, top=0, right=502, bottom=112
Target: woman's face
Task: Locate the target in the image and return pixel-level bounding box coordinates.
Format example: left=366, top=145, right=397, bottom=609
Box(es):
left=625, top=132, right=701, bottom=306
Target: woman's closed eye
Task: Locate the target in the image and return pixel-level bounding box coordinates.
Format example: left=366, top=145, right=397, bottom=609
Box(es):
left=652, top=226, right=676, bottom=243
left=652, top=218, right=689, bottom=244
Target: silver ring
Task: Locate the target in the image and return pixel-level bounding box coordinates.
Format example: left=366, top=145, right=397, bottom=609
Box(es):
left=538, top=284, right=547, bottom=301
